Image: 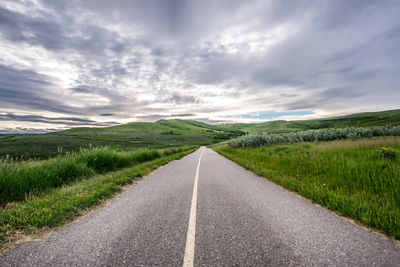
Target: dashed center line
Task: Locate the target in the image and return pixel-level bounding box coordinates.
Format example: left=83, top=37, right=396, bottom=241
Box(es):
left=183, top=149, right=204, bottom=267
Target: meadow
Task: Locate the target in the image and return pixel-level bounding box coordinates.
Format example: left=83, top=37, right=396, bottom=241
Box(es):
left=0, top=147, right=171, bottom=205
left=218, top=108, right=400, bottom=134
left=2, top=109, right=399, bottom=159
left=215, top=136, right=400, bottom=239
left=0, top=119, right=242, bottom=159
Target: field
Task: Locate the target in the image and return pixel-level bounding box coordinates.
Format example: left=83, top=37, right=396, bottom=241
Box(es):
left=214, top=137, right=400, bottom=239
left=2, top=109, right=400, bottom=159
left=0, top=147, right=185, bottom=205
left=0, top=119, right=242, bottom=159
left=218, top=109, right=400, bottom=134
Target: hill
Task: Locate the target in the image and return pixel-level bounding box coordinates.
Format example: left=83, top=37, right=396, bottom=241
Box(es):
left=1, top=109, right=399, bottom=159
left=217, top=109, right=400, bottom=134
left=0, top=120, right=242, bottom=159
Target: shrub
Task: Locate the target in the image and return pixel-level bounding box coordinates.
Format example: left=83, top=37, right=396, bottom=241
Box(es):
left=229, top=125, right=400, bottom=148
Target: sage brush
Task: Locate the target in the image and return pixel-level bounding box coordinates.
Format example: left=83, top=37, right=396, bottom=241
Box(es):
left=229, top=125, right=400, bottom=148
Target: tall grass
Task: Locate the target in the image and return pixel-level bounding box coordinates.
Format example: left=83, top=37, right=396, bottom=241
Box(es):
left=0, top=147, right=162, bottom=206
left=229, top=125, right=400, bottom=148
left=0, top=146, right=198, bottom=248
left=215, top=137, right=400, bottom=239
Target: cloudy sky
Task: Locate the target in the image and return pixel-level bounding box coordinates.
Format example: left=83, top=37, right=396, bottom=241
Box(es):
left=0, top=0, right=399, bottom=132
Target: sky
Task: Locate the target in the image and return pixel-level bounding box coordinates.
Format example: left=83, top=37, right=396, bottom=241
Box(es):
left=0, top=0, right=400, bottom=132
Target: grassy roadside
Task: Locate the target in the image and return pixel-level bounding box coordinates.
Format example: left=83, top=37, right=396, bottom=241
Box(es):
left=0, top=147, right=197, bottom=252
left=214, top=137, right=400, bottom=240
left=0, top=147, right=164, bottom=205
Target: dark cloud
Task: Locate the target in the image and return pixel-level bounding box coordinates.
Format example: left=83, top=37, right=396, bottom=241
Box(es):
left=0, top=63, right=139, bottom=120
left=0, top=6, right=66, bottom=50
left=170, top=113, right=195, bottom=117
left=69, top=85, right=126, bottom=103
left=0, top=4, right=131, bottom=57
left=70, top=0, right=249, bottom=41
left=164, top=93, right=199, bottom=104
left=0, top=64, right=77, bottom=114
left=318, top=87, right=364, bottom=100
left=0, top=113, right=119, bottom=127
left=135, top=113, right=196, bottom=121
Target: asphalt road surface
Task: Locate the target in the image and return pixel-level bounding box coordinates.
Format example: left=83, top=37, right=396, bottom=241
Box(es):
left=1, top=147, right=400, bottom=266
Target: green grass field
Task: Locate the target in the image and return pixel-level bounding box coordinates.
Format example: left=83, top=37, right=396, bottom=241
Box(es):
left=218, top=109, right=400, bottom=134
left=214, top=137, right=400, bottom=239
left=0, top=119, right=242, bottom=159
left=2, top=109, right=399, bottom=159
left=0, top=147, right=178, bottom=205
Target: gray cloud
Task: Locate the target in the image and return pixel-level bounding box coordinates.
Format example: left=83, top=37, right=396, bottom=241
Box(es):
left=0, top=113, right=119, bottom=127
left=135, top=113, right=196, bottom=122
left=164, top=93, right=199, bottom=104
left=170, top=113, right=196, bottom=117
left=0, top=64, right=78, bottom=114
left=0, top=64, right=134, bottom=117
left=135, top=114, right=168, bottom=121
left=0, top=0, right=399, bottom=130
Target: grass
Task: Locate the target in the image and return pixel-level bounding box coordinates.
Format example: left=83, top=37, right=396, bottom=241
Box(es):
left=0, top=146, right=197, bottom=250
left=214, top=137, right=400, bottom=239
left=0, top=119, right=242, bottom=159
left=218, top=109, right=400, bottom=134
left=1, top=109, right=400, bottom=159
left=0, top=147, right=164, bottom=206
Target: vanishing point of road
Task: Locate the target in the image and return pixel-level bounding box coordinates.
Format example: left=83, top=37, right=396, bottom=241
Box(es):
left=1, top=147, right=400, bottom=266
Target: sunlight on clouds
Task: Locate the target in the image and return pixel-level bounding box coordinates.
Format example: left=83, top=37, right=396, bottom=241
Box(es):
left=0, top=121, right=59, bottom=131
left=1, top=0, right=34, bottom=14
left=0, top=38, right=79, bottom=89
left=216, top=23, right=294, bottom=54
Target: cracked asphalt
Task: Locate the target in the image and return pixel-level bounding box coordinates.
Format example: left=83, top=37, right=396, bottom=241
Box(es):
left=1, top=147, right=400, bottom=266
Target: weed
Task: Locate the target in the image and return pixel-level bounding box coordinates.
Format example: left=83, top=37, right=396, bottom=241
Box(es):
left=378, top=146, right=397, bottom=160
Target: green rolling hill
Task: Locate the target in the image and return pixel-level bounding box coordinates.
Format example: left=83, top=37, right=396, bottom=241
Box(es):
left=0, top=119, right=242, bottom=158
left=1, top=109, right=399, bottom=159
left=217, top=109, right=400, bottom=134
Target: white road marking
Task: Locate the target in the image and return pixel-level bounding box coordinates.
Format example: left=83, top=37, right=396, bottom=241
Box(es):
left=183, top=148, right=204, bottom=267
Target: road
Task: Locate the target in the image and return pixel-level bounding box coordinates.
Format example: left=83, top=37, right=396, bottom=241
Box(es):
left=1, top=147, right=400, bottom=266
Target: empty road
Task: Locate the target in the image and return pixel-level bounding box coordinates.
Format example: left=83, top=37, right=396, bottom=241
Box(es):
left=1, top=147, right=400, bottom=266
